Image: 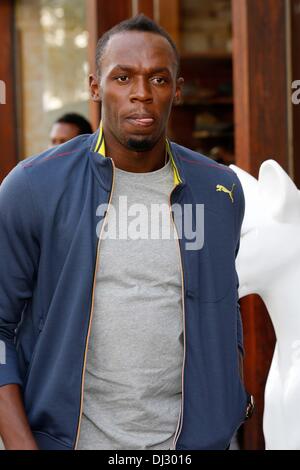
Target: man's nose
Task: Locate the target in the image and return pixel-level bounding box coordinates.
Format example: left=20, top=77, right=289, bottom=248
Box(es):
left=129, top=77, right=153, bottom=102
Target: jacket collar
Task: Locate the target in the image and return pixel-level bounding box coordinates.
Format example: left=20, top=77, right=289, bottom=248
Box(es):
left=89, top=123, right=185, bottom=188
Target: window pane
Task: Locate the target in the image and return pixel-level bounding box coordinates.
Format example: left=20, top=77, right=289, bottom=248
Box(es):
left=15, top=0, right=90, bottom=158
left=180, top=0, right=232, bottom=54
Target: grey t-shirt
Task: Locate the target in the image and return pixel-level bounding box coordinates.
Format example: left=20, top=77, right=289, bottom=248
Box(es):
left=77, top=159, right=183, bottom=450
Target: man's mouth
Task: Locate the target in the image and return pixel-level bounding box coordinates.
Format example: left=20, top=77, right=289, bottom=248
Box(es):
left=126, top=114, right=155, bottom=128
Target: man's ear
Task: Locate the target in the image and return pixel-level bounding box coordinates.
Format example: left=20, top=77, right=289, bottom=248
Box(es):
left=89, top=74, right=101, bottom=102
left=173, top=77, right=184, bottom=105
left=258, top=159, right=300, bottom=223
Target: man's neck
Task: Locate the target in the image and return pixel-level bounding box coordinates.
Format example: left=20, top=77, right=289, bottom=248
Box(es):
left=103, top=128, right=167, bottom=173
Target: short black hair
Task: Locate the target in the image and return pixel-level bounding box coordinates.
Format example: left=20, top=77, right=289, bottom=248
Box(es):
left=95, top=14, right=180, bottom=77
left=55, top=113, right=93, bottom=134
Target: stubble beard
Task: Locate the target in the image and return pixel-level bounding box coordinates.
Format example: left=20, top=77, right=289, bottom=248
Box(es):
left=126, top=136, right=157, bottom=152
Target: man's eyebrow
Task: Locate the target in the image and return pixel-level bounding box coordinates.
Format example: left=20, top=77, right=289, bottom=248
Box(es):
left=111, top=65, right=172, bottom=74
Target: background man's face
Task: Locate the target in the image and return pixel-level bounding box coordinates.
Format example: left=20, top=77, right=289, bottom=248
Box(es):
left=50, top=123, right=80, bottom=147
left=95, top=31, right=182, bottom=152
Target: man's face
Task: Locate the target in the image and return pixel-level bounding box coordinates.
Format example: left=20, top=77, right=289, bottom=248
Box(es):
left=50, top=122, right=80, bottom=147
left=91, top=31, right=183, bottom=152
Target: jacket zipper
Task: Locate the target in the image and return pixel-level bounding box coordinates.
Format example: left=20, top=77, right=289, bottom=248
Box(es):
left=169, top=186, right=186, bottom=450
left=74, top=158, right=115, bottom=449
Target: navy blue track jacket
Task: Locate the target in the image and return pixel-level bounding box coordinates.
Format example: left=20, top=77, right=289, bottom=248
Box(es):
left=0, top=130, right=251, bottom=450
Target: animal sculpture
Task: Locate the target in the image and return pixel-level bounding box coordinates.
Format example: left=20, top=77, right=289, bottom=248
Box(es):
left=230, top=160, right=300, bottom=449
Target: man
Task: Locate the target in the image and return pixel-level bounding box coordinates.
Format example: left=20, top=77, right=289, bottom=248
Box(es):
left=0, top=15, right=253, bottom=450
left=50, top=113, right=93, bottom=147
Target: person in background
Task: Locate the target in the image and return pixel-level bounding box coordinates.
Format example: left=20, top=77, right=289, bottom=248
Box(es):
left=50, top=113, right=93, bottom=147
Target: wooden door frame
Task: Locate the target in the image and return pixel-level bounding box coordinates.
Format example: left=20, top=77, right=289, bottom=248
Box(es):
left=86, top=0, right=133, bottom=130
left=232, top=0, right=289, bottom=449
left=291, top=0, right=300, bottom=187
left=0, top=0, right=18, bottom=181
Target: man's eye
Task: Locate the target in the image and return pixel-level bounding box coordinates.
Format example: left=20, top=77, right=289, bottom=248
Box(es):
left=152, top=77, right=167, bottom=85
left=117, top=76, right=129, bottom=83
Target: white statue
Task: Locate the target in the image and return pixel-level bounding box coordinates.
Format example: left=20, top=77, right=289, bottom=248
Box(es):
left=230, top=160, right=300, bottom=450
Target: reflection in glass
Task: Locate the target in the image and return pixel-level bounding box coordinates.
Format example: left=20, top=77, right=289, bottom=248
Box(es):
left=16, top=0, right=90, bottom=157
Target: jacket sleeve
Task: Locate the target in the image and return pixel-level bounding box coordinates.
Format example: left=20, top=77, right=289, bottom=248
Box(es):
left=233, top=171, right=245, bottom=356
left=0, top=163, right=40, bottom=387
left=235, top=241, right=244, bottom=356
